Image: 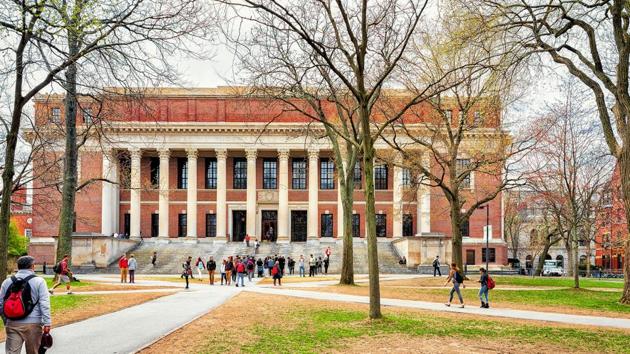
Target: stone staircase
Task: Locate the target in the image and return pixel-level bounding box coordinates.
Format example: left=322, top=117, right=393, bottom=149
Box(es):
left=102, top=239, right=415, bottom=274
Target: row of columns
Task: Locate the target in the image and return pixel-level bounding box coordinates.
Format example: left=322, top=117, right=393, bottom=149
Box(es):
left=101, top=147, right=431, bottom=239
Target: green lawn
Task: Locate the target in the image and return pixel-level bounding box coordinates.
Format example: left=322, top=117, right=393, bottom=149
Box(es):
left=0, top=294, right=99, bottom=330
left=491, top=276, right=625, bottom=289
left=233, top=308, right=630, bottom=353
left=44, top=277, right=92, bottom=288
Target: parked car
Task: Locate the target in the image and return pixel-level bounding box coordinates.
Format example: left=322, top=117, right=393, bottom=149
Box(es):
left=542, top=260, right=564, bottom=276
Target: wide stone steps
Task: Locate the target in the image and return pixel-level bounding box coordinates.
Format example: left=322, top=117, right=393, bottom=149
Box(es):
left=105, top=239, right=415, bottom=274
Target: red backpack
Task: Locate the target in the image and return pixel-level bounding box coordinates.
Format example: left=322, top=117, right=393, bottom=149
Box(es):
left=3, top=275, right=38, bottom=320
left=487, top=276, right=496, bottom=290
left=271, top=266, right=278, bottom=276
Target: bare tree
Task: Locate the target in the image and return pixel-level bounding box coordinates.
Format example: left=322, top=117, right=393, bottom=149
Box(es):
left=504, top=191, right=526, bottom=260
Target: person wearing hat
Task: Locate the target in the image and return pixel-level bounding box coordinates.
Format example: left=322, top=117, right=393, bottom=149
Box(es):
left=0, top=256, right=52, bottom=354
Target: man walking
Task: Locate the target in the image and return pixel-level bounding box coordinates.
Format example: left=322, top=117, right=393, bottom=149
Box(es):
left=49, top=254, right=72, bottom=294
left=151, top=251, right=157, bottom=267
left=206, top=256, right=216, bottom=285
left=433, top=255, right=441, bottom=277
left=128, top=254, right=137, bottom=283
left=298, top=255, right=305, bottom=277
left=309, top=254, right=316, bottom=277
left=1, top=256, right=51, bottom=354
left=119, top=254, right=129, bottom=283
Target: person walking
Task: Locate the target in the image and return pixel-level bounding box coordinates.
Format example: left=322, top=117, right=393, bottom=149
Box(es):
left=49, top=254, right=72, bottom=295
left=308, top=255, right=316, bottom=277
left=246, top=257, right=255, bottom=282
left=298, top=255, right=305, bottom=277
left=0, top=256, right=51, bottom=354
left=433, top=256, right=441, bottom=277
left=478, top=267, right=490, bottom=308
left=118, top=254, right=129, bottom=283
left=324, top=257, right=329, bottom=274
left=272, top=261, right=282, bottom=286
left=206, top=257, right=217, bottom=285
left=151, top=251, right=157, bottom=267
left=224, top=258, right=233, bottom=286
left=288, top=257, right=295, bottom=275
left=195, top=257, right=205, bottom=281
left=444, top=263, right=465, bottom=308
left=325, top=246, right=332, bottom=260
left=230, top=257, right=237, bottom=283
left=257, top=258, right=264, bottom=277
left=128, top=254, right=137, bottom=284
left=220, top=259, right=227, bottom=285
left=181, top=256, right=193, bottom=289
left=278, top=256, right=286, bottom=276
left=266, top=257, right=274, bottom=277
left=236, top=259, right=246, bottom=287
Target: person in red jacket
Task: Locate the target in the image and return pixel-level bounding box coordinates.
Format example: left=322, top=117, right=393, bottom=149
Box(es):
left=119, top=254, right=129, bottom=283
left=49, top=254, right=72, bottom=294
left=236, top=259, right=246, bottom=287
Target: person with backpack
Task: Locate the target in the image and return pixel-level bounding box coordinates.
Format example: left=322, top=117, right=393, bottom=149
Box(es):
left=0, top=256, right=51, bottom=354
left=206, top=257, right=217, bottom=285
left=478, top=267, right=494, bottom=308
left=195, top=257, right=205, bottom=281
left=266, top=257, right=274, bottom=277
left=235, top=259, right=246, bottom=287
left=444, top=262, right=465, bottom=308
left=246, top=258, right=255, bottom=281
left=49, top=254, right=72, bottom=295
left=128, top=254, right=137, bottom=284
left=256, top=258, right=264, bottom=277
left=433, top=256, right=441, bottom=277
left=271, top=261, right=282, bottom=286
left=118, top=254, right=129, bottom=283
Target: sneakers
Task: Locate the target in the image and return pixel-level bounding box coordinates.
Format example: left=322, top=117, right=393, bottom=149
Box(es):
left=48, top=290, right=53, bottom=295
left=444, top=303, right=451, bottom=307
left=480, top=302, right=486, bottom=308
left=66, top=291, right=73, bottom=295
left=459, top=304, right=465, bottom=308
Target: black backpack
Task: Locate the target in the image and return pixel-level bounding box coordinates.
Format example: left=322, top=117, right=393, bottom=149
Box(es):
left=2, top=275, right=39, bottom=320
left=52, top=262, right=62, bottom=274
left=454, top=271, right=464, bottom=283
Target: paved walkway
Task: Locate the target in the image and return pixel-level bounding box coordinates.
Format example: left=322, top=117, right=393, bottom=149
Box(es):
left=244, top=286, right=630, bottom=330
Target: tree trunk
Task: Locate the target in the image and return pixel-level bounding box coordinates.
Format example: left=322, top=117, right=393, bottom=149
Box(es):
left=339, top=175, right=355, bottom=285
left=535, top=240, right=552, bottom=276
left=618, top=148, right=630, bottom=304
left=571, top=227, right=579, bottom=288
left=450, top=205, right=463, bottom=270
left=362, top=132, right=381, bottom=319
left=565, top=238, right=574, bottom=277
left=56, top=30, right=80, bottom=264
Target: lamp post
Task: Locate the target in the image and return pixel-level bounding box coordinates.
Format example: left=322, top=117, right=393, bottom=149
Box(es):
left=480, top=204, right=490, bottom=271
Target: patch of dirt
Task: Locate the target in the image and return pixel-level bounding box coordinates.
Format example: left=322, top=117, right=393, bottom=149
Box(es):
left=70, top=283, right=175, bottom=292
left=257, top=275, right=340, bottom=285
left=334, top=334, right=589, bottom=354
left=0, top=292, right=168, bottom=342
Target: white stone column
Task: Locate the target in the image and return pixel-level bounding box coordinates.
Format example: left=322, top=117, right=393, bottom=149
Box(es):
left=216, top=149, right=228, bottom=240
left=277, top=149, right=290, bottom=242
left=129, top=148, right=142, bottom=239
left=246, top=148, right=257, bottom=237
left=110, top=152, right=120, bottom=234
left=158, top=148, right=170, bottom=238
left=101, top=149, right=114, bottom=236
left=186, top=148, right=198, bottom=237
left=307, top=148, right=319, bottom=240
left=393, top=155, right=403, bottom=238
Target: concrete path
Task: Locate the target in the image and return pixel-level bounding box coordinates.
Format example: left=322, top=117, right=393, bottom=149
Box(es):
left=244, top=286, right=630, bottom=330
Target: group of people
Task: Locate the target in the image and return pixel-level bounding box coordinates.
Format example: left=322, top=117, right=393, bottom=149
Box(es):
left=117, top=254, right=138, bottom=283
left=443, top=262, right=493, bottom=309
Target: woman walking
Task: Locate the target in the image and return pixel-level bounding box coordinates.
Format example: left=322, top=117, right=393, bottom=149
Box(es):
left=182, top=256, right=193, bottom=289
left=444, top=262, right=465, bottom=308
left=224, top=257, right=233, bottom=286
left=220, top=259, right=227, bottom=285
left=195, top=257, right=205, bottom=281
left=272, top=261, right=282, bottom=286
left=478, top=267, right=490, bottom=308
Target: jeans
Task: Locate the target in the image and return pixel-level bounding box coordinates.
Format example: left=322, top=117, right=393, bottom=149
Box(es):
left=299, top=266, right=305, bottom=277
left=434, top=266, right=441, bottom=277
left=247, top=270, right=253, bottom=281
left=479, top=285, right=489, bottom=303
left=237, top=272, right=245, bottom=286
left=129, top=269, right=135, bottom=283
left=221, top=272, right=227, bottom=285
left=449, top=282, right=463, bottom=303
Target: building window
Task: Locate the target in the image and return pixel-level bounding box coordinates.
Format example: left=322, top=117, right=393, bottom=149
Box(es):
left=321, top=214, right=333, bottom=237
left=352, top=214, right=360, bottom=238
left=51, top=107, right=61, bottom=123
left=205, top=158, right=217, bottom=189
left=374, top=165, right=388, bottom=190
left=482, top=248, right=496, bottom=263
left=320, top=158, right=335, bottom=190
left=178, top=214, right=187, bottom=237
left=353, top=161, right=362, bottom=189
left=456, top=158, right=471, bottom=189
left=460, top=219, right=470, bottom=237
left=376, top=214, right=387, bottom=237
left=206, top=213, right=216, bottom=237
left=291, top=158, right=307, bottom=189
left=263, top=158, right=278, bottom=189
left=466, top=250, right=476, bottom=265
left=177, top=158, right=188, bottom=189
left=150, top=157, right=159, bottom=188
left=233, top=158, right=247, bottom=189
left=83, top=108, right=93, bottom=125
left=403, top=214, right=413, bottom=236
left=24, top=229, right=32, bottom=238
left=402, top=168, right=411, bottom=187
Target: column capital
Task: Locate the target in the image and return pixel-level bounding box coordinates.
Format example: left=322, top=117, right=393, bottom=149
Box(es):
left=245, top=148, right=257, bottom=160
left=129, top=148, right=142, bottom=160
left=158, top=148, right=170, bottom=160
left=307, top=148, right=319, bottom=160
left=185, top=148, right=198, bottom=159
left=215, top=148, right=228, bottom=160
left=278, top=149, right=290, bottom=161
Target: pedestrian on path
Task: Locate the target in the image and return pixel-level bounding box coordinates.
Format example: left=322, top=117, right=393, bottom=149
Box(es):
left=272, top=261, right=282, bottom=286
left=278, top=256, right=286, bottom=276
left=266, top=257, right=274, bottom=277
left=195, top=257, right=205, bottom=281
left=49, top=254, right=72, bottom=295
left=0, top=256, right=52, bottom=354
left=444, top=263, right=465, bottom=308
left=324, top=257, right=329, bottom=274
left=225, top=258, right=233, bottom=286
left=230, top=258, right=237, bottom=283
left=433, top=256, right=441, bottom=277
left=298, top=255, right=305, bottom=277
left=119, top=254, right=129, bottom=283
left=128, top=254, right=137, bottom=284
left=257, top=258, right=264, bottom=277
left=181, top=256, right=192, bottom=289
left=309, top=255, right=316, bottom=277
left=236, top=259, right=246, bottom=287
left=245, top=234, right=251, bottom=247
left=220, top=259, right=227, bottom=285
left=247, top=258, right=255, bottom=281
left=151, top=251, right=157, bottom=267
left=325, top=246, right=331, bottom=260
left=206, top=257, right=216, bottom=285
left=478, top=267, right=490, bottom=308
